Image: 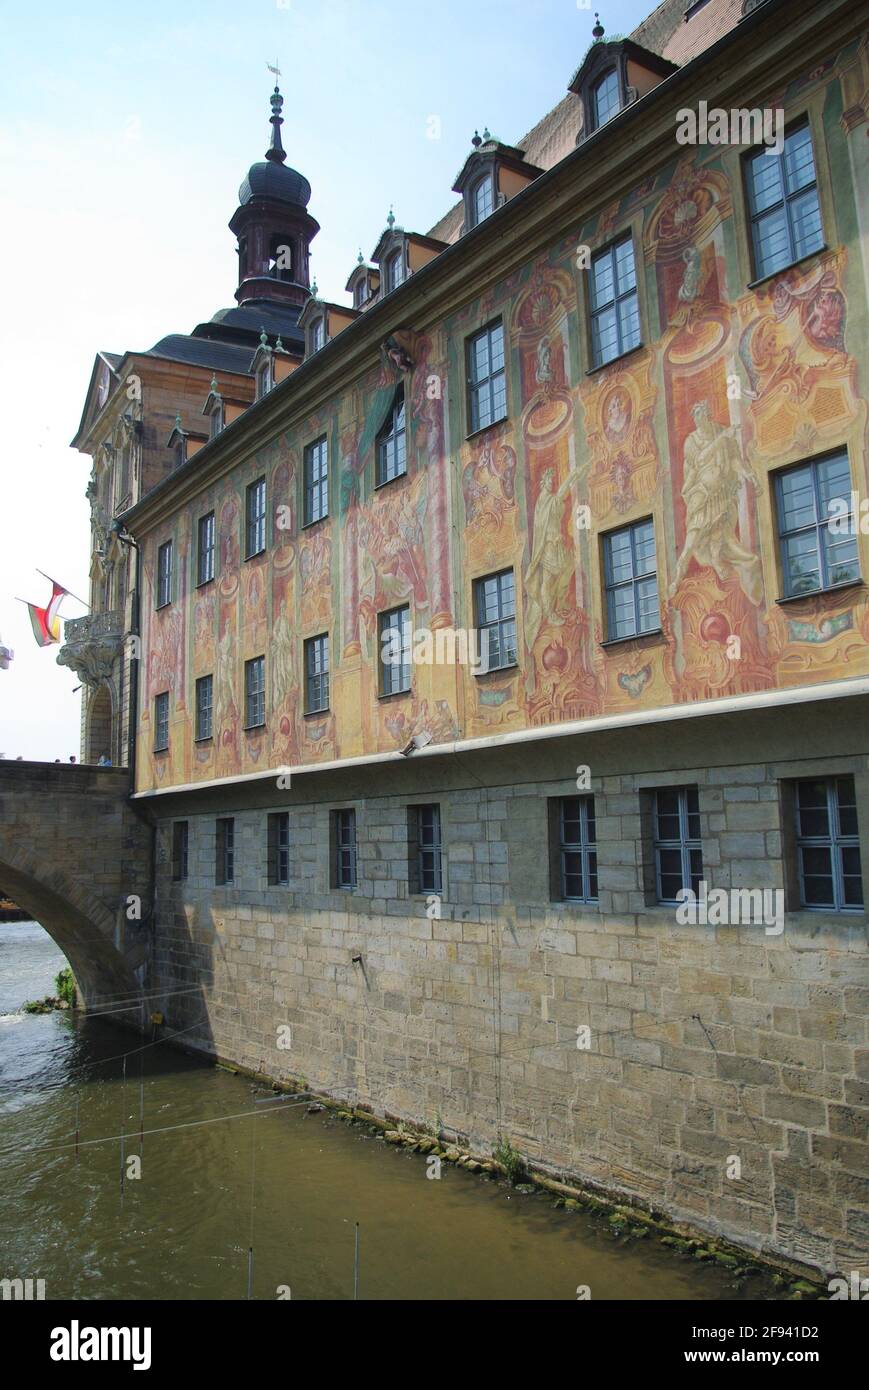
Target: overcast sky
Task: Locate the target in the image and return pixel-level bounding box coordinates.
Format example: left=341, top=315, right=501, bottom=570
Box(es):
left=0, top=0, right=650, bottom=761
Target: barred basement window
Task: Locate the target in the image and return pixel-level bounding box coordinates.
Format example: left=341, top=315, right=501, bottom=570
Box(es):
left=556, top=797, right=598, bottom=903
left=376, top=388, right=407, bottom=486
left=216, top=817, right=234, bottom=885
left=410, top=804, right=442, bottom=895
left=304, top=436, right=328, bottom=525
left=195, top=674, right=213, bottom=741
left=154, top=691, right=169, bottom=752
left=653, top=786, right=703, bottom=905
left=304, top=633, right=330, bottom=714
left=246, top=477, right=266, bottom=558
left=332, top=809, right=357, bottom=890
left=795, top=775, right=863, bottom=911
left=590, top=236, right=640, bottom=368
left=197, top=512, right=215, bottom=585
left=172, top=821, right=189, bottom=881
left=475, top=569, right=516, bottom=671
left=466, top=321, right=507, bottom=433
left=268, top=812, right=290, bottom=886
left=244, top=656, right=265, bottom=729
left=378, top=605, right=411, bottom=696
left=744, top=121, right=823, bottom=281
left=157, top=541, right=173, bottom=608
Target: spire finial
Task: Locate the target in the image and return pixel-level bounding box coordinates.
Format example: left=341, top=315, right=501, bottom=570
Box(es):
left=471, top=129, right=482, bottom=148
left=386, top=205, right=395, bottom=230
left=592, top=12, right=605, bottom=39
left=210, top=374, right=218, bottom=393
left=482, top=126, right=491, bottom=142
left=265, top=63, right=287, bottom=165
left=311, top=277, right=319, bottom=298
left=275, top=334, right=284, bottom=352
left=357, top=248, right=364, bottom=264
left=259, top=326, right=268, bottom=348
left=175, top=412, right=182, bottom=431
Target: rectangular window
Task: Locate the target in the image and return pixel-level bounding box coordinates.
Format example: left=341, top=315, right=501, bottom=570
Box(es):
left=244, top=656, right=265, bottom=728
left=744, top=121, right=824, bottom=281
left=795, top=775, right=863, bottom=911
left=603, top=519, right=659, bottom=641
left=376, top=388, right=407, bottom=486
left=475, top=569, right=517, bottom=671
left=556, top=797, right=598, bottom=903
left=172, top=821, right=189, bottom=882
left=378, top=605, right=412, bottom=696
left=590, top=235, right=641, bottom=368
left=303, top=436, right=329, bottom=525
left=775, top=451, right=859, bottom=598
left=268, top=812, right=290, bottom=887
left=304, top=633, right=330, bottom=714
left=410, top=804, right=443, bottom=895
left=195, top=674, right=213, bottom=741
left=154, top=691, right=169, bottom=752
left=653, top=786, right=703, bottom=905
left=467, top=321, right=507, bottom=433
left=216, top=817, right=235, bottom=886
left=246, top=477, right=266, bottom=558
left=332, top=809, right=357, bottom=890
left=197, top=512, right=215, bottom=585
left=157, top=541, right=173, bottom=608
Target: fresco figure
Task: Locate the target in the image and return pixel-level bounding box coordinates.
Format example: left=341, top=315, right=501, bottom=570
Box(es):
left=672, top=401, right=762, bottom=606
left=214, top=620, right=237, bottom=738
left=271, top=597, right=295, bottom=707
left=524, top=467, right=578, bottom=649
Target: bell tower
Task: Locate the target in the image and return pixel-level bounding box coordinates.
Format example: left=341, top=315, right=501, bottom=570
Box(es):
left=229, top=84, right=320, bottom=311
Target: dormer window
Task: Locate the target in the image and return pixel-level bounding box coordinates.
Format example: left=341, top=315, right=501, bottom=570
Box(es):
left=470, top=173, right=494, bottom=228
left=592, top=70, right=620, bottom=129
left=385, top=249, right=405, bottom=293
left=354, top=278, right=367, bottom=309
left=256, top=360, right=272, bottom=400
left=209, top=401, right=224, bottom=439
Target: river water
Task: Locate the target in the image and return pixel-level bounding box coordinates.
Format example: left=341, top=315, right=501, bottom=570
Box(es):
left=0, top=921, right=786, bottom=1301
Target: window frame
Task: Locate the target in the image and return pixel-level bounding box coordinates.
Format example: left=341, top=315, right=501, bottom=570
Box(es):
left=774, top=452, right=860, bottom=600
left=197, top=511, right=215, bottom=587
left=268, top=811, right=291, bottom=887
left=466, top=319, right=508, bottom=436
left=589, top=234, right=642, bottom=369
left=154, top=691, right=169, bottom=752
left=652, top=786, right=703, bottom=906
left=743, top=118, right=824, bottom=283
left=591, top=68, right=620, bottom=130
left=378, top=604, right=412, bottom=697
left=303, top=435, right=329, bottom=527
left=385, top=247, right=405, bottom=294
left=794, top=775, right=863, bottom=913
left=413, top=804, right=443, bottom=896
left=244, top=655, right=266, bottom=730
left=602, top=518, right=660, bottom=642
left=375, top=387, right=407, bottom=487
left=156, top=540, right=173, bottom=609
left=333, top=808, right=357, bottom=890
left=245, top=476, right=267, bottom=559
left=304, top=633, right=330, bottom=714
left=195, top=673, right=213, bottom=742
left=216, top=817, right=235, bottom=886
left=556, top=796, right=598, bottom=904
left=474, top=568, right=517, bottom=673
left=469, top=172, right=495, bottom=228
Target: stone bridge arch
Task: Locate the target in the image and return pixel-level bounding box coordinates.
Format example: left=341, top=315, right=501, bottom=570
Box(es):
left=0, top=762, right=153, bottom=1018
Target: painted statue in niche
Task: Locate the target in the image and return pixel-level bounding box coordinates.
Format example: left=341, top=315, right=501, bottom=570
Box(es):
left=672, top=401, right=763, bottom=606
left=214, top=612, right=239, bottom=771
left=586, top=366, right=658, bottom=518
left=298, top=526, right=332, bottom=632
left=461, top=433, right=517, bottom=536
left=524, top=466, right=580, bottom=650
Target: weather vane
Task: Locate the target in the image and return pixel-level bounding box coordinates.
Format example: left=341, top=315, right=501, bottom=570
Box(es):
left=267, top=59, right=282, bottom=85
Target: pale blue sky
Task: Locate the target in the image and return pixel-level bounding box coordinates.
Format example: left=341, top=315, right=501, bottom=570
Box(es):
left=0, top=0, right=651, bottom=759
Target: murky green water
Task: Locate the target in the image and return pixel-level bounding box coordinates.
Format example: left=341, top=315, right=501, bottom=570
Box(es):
left=0, top=921, right=785, bottom=1300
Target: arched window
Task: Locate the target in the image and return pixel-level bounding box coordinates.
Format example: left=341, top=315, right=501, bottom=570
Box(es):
left=385, top=248, right=405, bottom=293
left=592, top=70, right=620, bottom=129
left=376, top=388, right=407, bottom=486
left=471, top=173, right=494, bottom=228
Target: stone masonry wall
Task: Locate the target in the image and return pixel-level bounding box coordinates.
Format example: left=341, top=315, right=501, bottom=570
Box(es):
left=148, top=698, right=869, bottom=1277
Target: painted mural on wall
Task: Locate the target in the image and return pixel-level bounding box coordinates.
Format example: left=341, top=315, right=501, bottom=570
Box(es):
left=137, top=46, right=869, bottom=790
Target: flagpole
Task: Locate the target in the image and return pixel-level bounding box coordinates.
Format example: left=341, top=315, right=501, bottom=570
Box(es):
left=35, top=571, right=90, bottom=611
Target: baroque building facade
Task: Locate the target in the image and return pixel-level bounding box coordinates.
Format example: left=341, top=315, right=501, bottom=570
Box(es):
left=74, top=0, right=869, bottom=1276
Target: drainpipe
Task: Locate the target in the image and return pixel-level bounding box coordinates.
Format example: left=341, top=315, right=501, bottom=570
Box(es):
left=112, top=520, right=140, bottom=794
